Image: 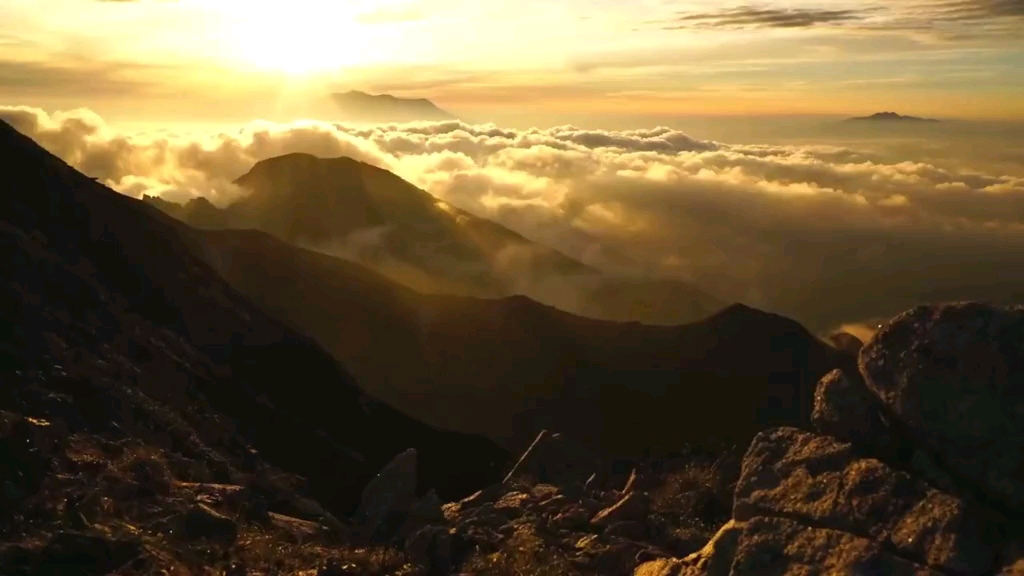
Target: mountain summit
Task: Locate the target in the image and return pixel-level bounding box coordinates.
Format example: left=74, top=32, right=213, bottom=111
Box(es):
left=228, top=152, right=593, bottom=297
left=331, top=90, right=456, bottom=123
left=147, top=153, right=724, bottom=324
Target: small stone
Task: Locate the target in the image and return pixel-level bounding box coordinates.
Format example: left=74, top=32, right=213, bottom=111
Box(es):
left=178, top=503, right=238, bottom=543
left=591, top=491, right=650, bottom=527
left=605, top=520, right=647, bottom=540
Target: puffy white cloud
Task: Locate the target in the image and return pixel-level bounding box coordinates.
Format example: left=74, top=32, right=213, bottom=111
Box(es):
left=4, top=104, right=1024, bottom=330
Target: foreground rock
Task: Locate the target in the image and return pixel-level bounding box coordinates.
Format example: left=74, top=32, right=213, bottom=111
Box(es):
left=860, top=303, right=1024, bottom=512
left=638, top=427, right=999, bottom=575
left=734, top=427, right=993, bottom=574
left=637, top=304, right=1024, bottom=576
left=354, top=448, right=418, bottom=540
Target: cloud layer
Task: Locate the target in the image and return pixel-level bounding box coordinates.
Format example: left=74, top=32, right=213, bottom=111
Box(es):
left=654, top=0, right=1024, bottom=38
left=3, top=105, right=1024, bottom=331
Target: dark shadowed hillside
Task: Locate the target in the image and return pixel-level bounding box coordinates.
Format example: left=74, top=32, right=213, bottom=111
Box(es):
left=0, top=119, right=508, bottom=518
left=193, top=228, right=854, bottom=456
left=579, top=278, right=725, bottom=325
left=146, top=153, right=724, bottom=325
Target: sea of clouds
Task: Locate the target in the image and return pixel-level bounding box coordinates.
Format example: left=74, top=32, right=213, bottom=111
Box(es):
left=4, top=105, right=1024, bottom=333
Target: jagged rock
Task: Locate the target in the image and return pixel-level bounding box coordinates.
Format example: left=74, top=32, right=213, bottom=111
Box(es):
left=828, top=331, right=865, bottom=356
left=410, top=489, right=445, bottom=524
left=128, top=455, right=172, bottom=497
left=733, top=427, right=993, bottom=575
left=458, top=503, right=516, bottom=529
left=719, top=516, right=939, bottom=576
left=494, top=491, right=530, bottom=511
left=442, top=483, right=502, bottom=520
left=634, top=557, right=684, bottom=576
left=530, top=483, right=560, bottom=500
left=592, top=491, right=650, bottom=527
left=552, top=505, right=592, bottom=530
left=533, top=494, right=570, bottom=515
left=910, top=450, right=958, bottom=494
left=178, top=503, right=239, bottom=543
left=675, top=519, right=744, bottom=576
left=268, top=512, right=326, bottom=540
left=811, top=368, right=888, bottom=446
left=35, top=532, right=143, bottom=576
left=405, top=525, right=453, bottom=574
left=605, top=520, right=647, bottom=540
left=280, top=494, right=346, bottom=531
left=598, top=543, right=646, bottom=575
left=396, top=489, right=448, bottom=540
left=860, top=303, right=1024, bottom=511
left=890, top=491, right=995, bottom=575
left=354, top=448, right=417, bottom=537
left=649, top=517, right=940, bottom=576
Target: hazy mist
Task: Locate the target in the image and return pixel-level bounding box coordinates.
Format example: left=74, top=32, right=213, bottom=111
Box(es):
left=4, top=104, right=1024, bottom=334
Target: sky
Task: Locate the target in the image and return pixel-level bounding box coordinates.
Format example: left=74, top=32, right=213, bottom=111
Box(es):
left=2, top=0, right=1024, bottom=123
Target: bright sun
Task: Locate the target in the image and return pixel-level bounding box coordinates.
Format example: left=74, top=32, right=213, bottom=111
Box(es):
left=214, top=2, right=374, bottom=75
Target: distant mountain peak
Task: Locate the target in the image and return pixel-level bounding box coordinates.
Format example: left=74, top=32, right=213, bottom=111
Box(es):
left=331, top=90, right=456, bottom=123
left=846, top=112, right=940, bottom=122
left=242, top=152, right=367, bottom=177
left=702, top=302, right=812, bottom=335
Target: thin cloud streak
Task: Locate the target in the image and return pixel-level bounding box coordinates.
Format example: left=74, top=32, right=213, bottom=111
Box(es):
left=650, top=0, right=1024, bottom=39
left=658, top=6, right=868, bottom=30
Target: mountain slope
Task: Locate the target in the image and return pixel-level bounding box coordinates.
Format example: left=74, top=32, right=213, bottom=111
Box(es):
left=145, top=153, right=724, bottom=324
left=0, top=119, right=507, bottom=516
left=331, top=90, right=457, bottom=123
left=195, top=228, right=854, bottom=455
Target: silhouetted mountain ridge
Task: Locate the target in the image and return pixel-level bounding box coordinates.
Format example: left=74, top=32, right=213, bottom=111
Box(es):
left=846, top=111, right=940, bottom=122
left=0, top=119, right=507, bottom=517
left=191, top=226, right=855, bottom=456
left=331, top=90, right=456, bottom=123
left=147, top=152, right=725, bottom=325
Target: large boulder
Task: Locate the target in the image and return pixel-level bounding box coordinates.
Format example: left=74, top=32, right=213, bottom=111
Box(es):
left=811, top=368, right=890, bottom=448
left=353, top=448, right=417, bottom=539
left=701, top=516, right=941, bottom=576
left=635, top=303, right=1024, bottom=576
left=639, top=427, right=1000, bottom=576
left=860, top=303, right=1024, bottom=511
left=734, top=427, right=993, bottom=575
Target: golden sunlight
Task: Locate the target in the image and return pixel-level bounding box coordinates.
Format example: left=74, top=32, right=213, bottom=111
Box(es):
left=213, top=2, right=374, bottom=75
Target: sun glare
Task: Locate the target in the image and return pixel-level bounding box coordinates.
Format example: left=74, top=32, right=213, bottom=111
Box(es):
left=213, top=2, right=374, bottom=76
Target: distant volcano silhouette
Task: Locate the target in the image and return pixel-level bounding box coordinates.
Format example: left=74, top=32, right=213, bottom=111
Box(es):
left=846, top=111, right=939, bottom=122
left=331, top=90, right=456, bottom=123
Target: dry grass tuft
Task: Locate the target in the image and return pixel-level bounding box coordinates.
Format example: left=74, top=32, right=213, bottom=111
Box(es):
left=460, top=527, right=581, bottom=576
